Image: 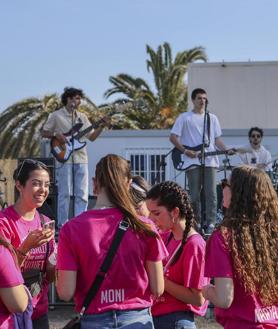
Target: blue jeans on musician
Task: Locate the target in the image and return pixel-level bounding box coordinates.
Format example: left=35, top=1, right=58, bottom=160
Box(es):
left=81, top=308, right=154, bottom=329
left=153, top=311, right=195, bottom=329
left=56, top=163, right=88, bottom=228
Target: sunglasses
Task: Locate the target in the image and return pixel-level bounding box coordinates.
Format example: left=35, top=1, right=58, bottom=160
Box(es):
left=16, top=159, right=47, bottom=180
left=250, top=134, right=261, bottom=139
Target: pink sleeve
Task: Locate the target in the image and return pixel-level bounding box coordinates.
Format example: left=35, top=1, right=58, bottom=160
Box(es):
left=205, top=230, right=233, bottom=278
left=144, top=222, right=168, bottom=262
left=57, top=225, right=79, bottom=271
left=182, top=237, right=209, bottom=289
left=0, top=246, right=23, bottom=287
left=145, top=234, right=168, bottom=262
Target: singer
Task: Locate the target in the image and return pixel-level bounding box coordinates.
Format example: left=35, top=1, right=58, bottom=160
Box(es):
left=41, top=87, right=109, bottom=229
left=169, top=88, right=233, bottom=234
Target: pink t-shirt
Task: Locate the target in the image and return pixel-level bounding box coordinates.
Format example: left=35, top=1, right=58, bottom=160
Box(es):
left=0, top=206, right=55, bottom=320
left=0, top=245, right=23, bottom=329
left=152, top=232, right=209, bottom=317
left=57, top=208, right=168, bottom=314
left=205, top=230, right=278, bottom=329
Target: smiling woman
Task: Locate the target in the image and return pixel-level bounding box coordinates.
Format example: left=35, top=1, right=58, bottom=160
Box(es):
left=0, top=159, right=56, bottom=329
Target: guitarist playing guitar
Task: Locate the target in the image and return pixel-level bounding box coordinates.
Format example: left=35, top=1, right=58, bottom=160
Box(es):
left=169, top=88, right=235, bottom=234
left=41, top=87, right=110, bottom=229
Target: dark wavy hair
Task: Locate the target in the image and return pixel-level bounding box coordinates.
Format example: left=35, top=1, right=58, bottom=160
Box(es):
left=61, top=87, right=84, bottom=106
left=95, top=154, right=158, bottom=237
left=146, top=181, right=196, bottom=265
left=13, top=159, right=50, bottom=186
left=219, top=165, right=278, bottom=305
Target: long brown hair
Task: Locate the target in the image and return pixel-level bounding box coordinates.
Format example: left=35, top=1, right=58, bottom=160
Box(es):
left=220, top=165, right=278, bottom=305
left=95, top=154, right=158, bottom=237
left=146, top=181, right=196, bottom=265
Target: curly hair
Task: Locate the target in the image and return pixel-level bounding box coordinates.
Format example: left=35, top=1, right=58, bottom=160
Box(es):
left=146, top=181, right=196, bottom=265
left=61, top=87, right=84, bottom=106
left=220, top=165, right=278, bottom=305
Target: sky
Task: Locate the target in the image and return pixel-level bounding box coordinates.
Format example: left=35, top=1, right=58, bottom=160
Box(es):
left=1, top=0, right=278, bottom=112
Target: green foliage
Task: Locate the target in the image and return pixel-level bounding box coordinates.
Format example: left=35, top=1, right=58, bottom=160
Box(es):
left=0, top=95, right=99, bottom=159
left=104, top=42, right=207, bottom=128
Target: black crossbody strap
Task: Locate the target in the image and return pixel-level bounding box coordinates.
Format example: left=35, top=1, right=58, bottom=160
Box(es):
left=80, top=219, right=129, bottom=314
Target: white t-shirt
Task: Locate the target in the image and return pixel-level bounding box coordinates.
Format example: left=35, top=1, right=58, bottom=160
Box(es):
left=171, top=111, right=222, bottom=168
left=239, top=144, right=272, bottom=171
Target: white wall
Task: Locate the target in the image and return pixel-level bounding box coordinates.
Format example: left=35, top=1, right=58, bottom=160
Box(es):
left=188, top=61, right=278, bottom=129
left=86, top=128, right=278, bottom=194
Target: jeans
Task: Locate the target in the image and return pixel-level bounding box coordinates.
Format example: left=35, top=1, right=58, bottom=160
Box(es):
left=56, top=162, right=88, bottom=227
left=153, top=311, right=195, bottom=329
left=186, top=167, right=217, bottom=227
left=81, top=308, right=154, bottom=329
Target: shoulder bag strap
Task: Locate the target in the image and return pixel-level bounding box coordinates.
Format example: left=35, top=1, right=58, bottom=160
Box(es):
left=80, top=219, right=129, bottom=315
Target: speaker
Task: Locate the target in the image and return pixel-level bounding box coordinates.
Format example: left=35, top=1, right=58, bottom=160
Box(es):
left=17, top=157, right=58, bottom=223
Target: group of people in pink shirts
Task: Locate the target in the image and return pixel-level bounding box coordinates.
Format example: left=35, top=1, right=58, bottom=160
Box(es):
left=0, top=154, right=277, bottom=329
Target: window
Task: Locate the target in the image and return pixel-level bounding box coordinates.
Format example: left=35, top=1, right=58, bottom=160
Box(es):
left=125, top=148, right=171, bottom=185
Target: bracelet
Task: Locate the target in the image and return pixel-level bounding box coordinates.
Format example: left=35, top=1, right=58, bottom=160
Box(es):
left=16, top=248, right=28, bottom=257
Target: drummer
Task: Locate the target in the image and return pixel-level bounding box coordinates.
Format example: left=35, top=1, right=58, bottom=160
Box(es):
left=239, top=127, right=272, bottom=172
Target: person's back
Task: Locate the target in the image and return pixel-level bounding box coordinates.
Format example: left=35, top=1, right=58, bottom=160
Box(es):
left=56, top=154, right=167, bottom=328
left=203, top=165, right=278, bottom=329
left=58, top=207, right=165, bottom=313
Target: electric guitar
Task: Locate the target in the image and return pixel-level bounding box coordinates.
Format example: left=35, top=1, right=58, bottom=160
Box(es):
left=50, top=102, right=130, bottom=163
left=172, top=145, right=249, bottom=171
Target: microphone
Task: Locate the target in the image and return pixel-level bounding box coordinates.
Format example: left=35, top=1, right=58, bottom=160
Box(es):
left=205, top=99, right=209, bottom=105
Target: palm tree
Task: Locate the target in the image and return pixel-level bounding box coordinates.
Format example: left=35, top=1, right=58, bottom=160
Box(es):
left=0, top=94, right=99, bottom=159
left=104, top=42, right=207, bottom=128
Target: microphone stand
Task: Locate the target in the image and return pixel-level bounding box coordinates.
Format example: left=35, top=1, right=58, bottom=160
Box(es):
left=154, top=149, right=173, bottom=184
left=199, top=101, right=209, bottom=233
left=71, top=103, right=76, bottom=218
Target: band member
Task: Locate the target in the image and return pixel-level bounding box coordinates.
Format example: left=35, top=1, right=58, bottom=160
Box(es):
left=203, top=166, right=278, bottom=328
left=239, top=127, right=272, bottom=171
left=41, top=87, right=109, bottom=228
left=169, top=88, right=232, bottom=234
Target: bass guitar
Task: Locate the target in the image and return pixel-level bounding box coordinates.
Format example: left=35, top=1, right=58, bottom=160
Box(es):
left=50, top=102, right=130, bottom=163
left=172, top=145, right=248, bottom=171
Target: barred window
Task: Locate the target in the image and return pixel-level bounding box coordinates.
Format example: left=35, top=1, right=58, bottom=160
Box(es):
left=125, top=148, right=171, bottom=185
